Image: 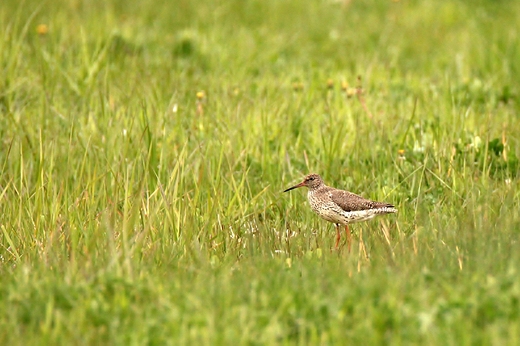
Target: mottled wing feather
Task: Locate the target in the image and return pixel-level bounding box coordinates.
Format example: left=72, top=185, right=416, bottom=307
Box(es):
left=330, top=189, right=394, bottom=212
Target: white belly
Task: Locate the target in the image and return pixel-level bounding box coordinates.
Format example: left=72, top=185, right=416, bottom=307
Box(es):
left=315, top=207, right=378, bottom=224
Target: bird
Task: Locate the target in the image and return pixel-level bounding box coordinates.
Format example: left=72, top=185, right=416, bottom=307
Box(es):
left=283, top=173, right=397, bottom=251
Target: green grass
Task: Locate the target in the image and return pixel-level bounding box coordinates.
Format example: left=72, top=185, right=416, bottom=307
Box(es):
left=1, top=0, right=520, bottom=344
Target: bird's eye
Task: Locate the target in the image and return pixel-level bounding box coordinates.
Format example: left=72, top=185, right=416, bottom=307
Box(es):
left=309, top=177, right=314, bottom=181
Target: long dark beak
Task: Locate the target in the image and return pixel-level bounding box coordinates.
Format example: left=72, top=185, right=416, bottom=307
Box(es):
left=283, top=181, right=305, bottom=192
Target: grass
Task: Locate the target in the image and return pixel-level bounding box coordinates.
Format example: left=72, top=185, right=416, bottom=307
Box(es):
left=1, top=0, right=520, bottom=344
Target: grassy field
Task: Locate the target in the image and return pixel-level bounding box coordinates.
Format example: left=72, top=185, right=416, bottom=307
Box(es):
left=1, top=0, right=520, bottom=344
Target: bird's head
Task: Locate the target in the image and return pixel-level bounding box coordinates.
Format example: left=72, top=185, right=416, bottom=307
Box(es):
left=283, top=173, right=323, bottom=192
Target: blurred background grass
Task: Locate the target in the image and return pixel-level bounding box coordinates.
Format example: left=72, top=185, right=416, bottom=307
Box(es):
left=1, top=0, right=520, bottom=344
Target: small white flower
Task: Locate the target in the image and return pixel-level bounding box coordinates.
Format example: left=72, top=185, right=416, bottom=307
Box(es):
left=413, top=140, right=425, bottom=153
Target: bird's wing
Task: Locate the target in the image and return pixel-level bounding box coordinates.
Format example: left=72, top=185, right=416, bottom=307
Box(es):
left=330, top=189, right=394, bottom=212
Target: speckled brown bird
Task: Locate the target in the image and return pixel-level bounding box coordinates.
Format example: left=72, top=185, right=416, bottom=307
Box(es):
left=283, top=173, right=397, bottom=251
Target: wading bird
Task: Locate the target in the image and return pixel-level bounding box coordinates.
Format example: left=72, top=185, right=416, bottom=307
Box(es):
left=284, top=174, right=397, bottom=251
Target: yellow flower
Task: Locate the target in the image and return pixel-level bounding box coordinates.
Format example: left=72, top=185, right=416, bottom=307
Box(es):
left=346, top=88, right=357, bottom=97
left=36, top=24, right=48, bottom=36
left=292, top=82, right=304, bottom=91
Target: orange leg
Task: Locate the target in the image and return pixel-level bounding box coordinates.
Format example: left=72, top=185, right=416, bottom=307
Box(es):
left=345, top=224, right=352, bottom=253
left=335, top=224, right=341, bottom=249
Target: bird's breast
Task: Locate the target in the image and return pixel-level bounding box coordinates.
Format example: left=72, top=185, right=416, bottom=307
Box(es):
left=307, top=191, right=347, bottom=224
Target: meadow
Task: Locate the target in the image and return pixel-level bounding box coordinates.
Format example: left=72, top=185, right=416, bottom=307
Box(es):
left=1, top=0, right=520, bottom=344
